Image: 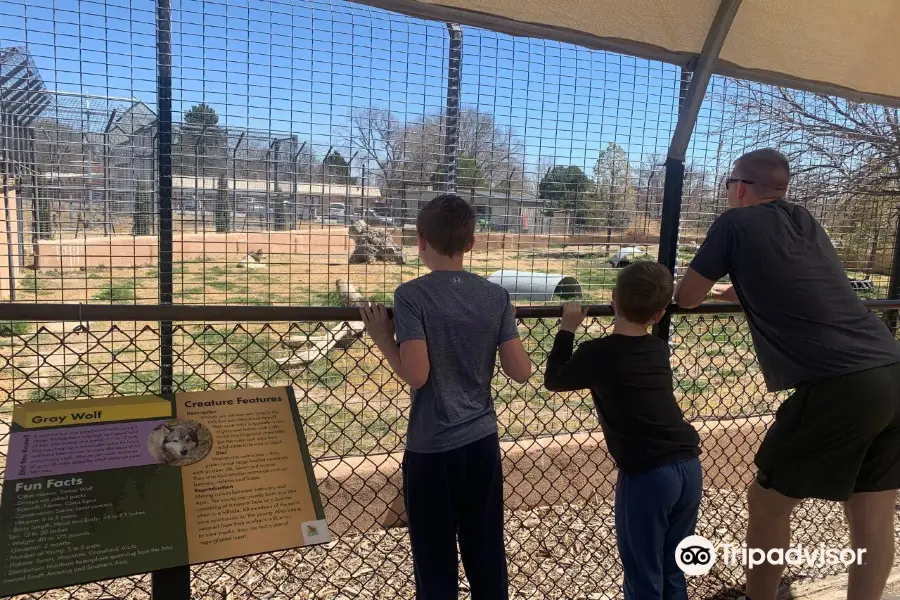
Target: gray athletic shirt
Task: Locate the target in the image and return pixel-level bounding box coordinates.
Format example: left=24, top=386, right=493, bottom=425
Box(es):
left=690, top=199, right=900, bottom=392
left=393, top=270, right=519, bottom=453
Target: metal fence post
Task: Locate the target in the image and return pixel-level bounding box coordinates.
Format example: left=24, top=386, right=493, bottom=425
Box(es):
left=154, top=0, right=189, bottom=597
left=886, top=214, right=900, bottom=333
left=653, top=0, right=743, bottom=341
left=444, top=23, right=462, bottom=192
left=653, top=69, right=691, bottom=340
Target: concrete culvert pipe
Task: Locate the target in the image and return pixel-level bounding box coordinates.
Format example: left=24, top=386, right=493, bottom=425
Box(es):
left=488, top=270, right=583, bottom=302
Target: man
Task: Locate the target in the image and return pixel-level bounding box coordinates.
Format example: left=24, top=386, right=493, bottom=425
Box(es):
left=675, top=148, right=900, bottom=600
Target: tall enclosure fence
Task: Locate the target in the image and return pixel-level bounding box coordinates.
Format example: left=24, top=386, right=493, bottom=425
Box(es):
left=1, top=303, right=899, bottom=599
left=1, top=0, right=898, bottom=306
left=1, top=0, right=900, bottom=598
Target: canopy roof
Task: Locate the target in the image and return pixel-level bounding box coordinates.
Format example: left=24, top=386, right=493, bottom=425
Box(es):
left=359, top=0, right=900, bottom=107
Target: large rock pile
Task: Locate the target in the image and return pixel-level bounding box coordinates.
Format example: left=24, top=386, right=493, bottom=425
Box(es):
left=348, top=220, right=405, bottom=265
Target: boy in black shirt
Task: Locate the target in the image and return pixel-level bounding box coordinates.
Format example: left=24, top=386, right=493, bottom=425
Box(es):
left=544, top=261, right=701, bottom=600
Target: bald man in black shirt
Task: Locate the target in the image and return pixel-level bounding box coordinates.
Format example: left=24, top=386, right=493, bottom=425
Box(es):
left=676, top=148, right=900, bottom=600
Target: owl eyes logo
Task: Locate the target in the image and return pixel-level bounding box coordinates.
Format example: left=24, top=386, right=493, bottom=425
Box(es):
left=675, top=535, right=716, bottom=576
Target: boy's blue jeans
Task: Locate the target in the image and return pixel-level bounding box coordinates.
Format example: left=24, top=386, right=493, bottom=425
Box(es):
left=615, top=457, right=703, bottom=600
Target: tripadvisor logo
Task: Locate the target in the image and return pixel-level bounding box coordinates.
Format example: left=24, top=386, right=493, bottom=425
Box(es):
left=675, top=535, right=867, bottom=576
left=676, top=535, right=716, bottom=576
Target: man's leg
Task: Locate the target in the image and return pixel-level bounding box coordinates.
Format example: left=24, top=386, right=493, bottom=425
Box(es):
left=744, top=481, right=802, bottom=600
left=846, top=371, right=900, bottom=600
left=748, top=365, right=900, bottom=600
left=844, top=490, right=898, bottom=600
left=456, top=434, right=509, bottom=600
left=403, top=450, right=460, bottom=600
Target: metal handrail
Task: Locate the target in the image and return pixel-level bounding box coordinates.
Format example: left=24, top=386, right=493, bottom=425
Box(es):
left=0, top=299, right=897, bottom=322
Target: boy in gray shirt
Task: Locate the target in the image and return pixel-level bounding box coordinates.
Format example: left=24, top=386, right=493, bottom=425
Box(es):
left=361, top=194, right=532, bottom=600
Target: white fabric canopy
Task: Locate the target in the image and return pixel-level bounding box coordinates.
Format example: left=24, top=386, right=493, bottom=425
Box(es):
left=358, top=0, right=900, bottom=106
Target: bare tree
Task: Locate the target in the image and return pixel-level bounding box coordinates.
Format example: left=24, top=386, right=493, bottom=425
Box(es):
left=724, top=81, right=900, bottom=198
left=345, top=106, right=528, bottom=210
left=633, top=155, right=665, bottom=234
left=592, top=142, right=636, bottom=249
left=455, top=108, right=524, bottom=191
left=347, top=107, right=415, bottom=207
left=724, top=81, right=900, bottom=268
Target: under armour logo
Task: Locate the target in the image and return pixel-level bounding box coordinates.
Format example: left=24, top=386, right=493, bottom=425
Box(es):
left=451, top=276, right=462, bottom=284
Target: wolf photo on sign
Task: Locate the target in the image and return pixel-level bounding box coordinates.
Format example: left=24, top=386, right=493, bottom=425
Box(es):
left=147, top=419, right=213, bottom=466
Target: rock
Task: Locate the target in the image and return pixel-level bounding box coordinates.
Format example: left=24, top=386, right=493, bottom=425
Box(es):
left=347, top=221, right=404, bottom=265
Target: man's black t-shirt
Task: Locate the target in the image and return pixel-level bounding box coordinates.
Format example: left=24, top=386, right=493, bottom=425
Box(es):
left=544, top=331, right=700, bottom=474
left=690, top=199, right=900, bottom=392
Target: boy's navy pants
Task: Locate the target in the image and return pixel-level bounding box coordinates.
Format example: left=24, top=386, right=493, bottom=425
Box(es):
left=402, top=433, right=509, bottom=600
left=615, top=457, right=703, bottom=600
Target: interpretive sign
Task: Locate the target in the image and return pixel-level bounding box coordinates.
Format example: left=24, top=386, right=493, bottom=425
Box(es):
left=0, top=386, right=328, bottom=596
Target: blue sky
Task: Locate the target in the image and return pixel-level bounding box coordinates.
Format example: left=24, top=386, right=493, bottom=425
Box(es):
left=0, top=0, right=712, bottom=175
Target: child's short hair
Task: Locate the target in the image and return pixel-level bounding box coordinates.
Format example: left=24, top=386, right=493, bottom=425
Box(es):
left=417, top=194, right=476, bottom=256
left=614, top=261, right=673, bottom=324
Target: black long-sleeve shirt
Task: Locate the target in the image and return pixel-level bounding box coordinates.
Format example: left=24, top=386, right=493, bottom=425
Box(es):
left=544, top=330, right=700, bottom=474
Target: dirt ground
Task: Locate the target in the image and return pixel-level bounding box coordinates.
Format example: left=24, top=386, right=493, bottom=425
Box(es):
left=11, top=486, right=895, bottom=600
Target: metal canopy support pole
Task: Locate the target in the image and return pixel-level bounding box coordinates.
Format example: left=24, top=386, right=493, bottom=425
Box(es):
left=444, top=23, right=462, bottom=192
left=654, top=0, right=742, bottom=341
left=153, top=1, right=188, bottom=598
left=886, top=217, right=900, bottom=333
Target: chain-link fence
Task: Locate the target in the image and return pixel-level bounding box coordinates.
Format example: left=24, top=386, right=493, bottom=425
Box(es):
left=2, top=0, right=900, bottom=597
left=2, top=302, right=896, bottom=599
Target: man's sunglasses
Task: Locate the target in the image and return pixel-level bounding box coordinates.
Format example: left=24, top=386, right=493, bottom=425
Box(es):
left=725, top=178, right=755, bottom=190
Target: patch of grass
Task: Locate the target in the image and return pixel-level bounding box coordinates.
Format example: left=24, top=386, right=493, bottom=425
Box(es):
left=717, top=365, right=748, bottom=379
left=520, top=249, right=612, bottom=261
left=300, top=358, right=347, bottom=389
left=521, top=319, right=558, bottom=359
left=312, top=291, right=346, bottom=306
left=244, top=293, right=282, bottom=306
left=223, top=294, right=277, bottom=306
left=0, top=322, right=31, bottom=337
left=208, top=281, right=246, bottom=293
left=201, top=264, right=241, bottom=278
left=93, top=280, right=136, bottom=303
left=17, top=272, right=44, bottom=294
left=175, top=286, right=205, bottom=300
left=109, top=371, right=209, bottom=395
left=28, top=381, right=81, bottom=402
left=575, top=268, right=618, bottom=290
left=194, top=327, right=280, bottom=379
left=678, top=377, right=712, bottom=395
left=367, top=291, right=393, bottom=304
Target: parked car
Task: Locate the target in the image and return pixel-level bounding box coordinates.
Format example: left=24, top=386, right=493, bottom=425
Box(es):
left=363, top=209, right=395, bottom=227
left=327, top=202, right=347, bottom=223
